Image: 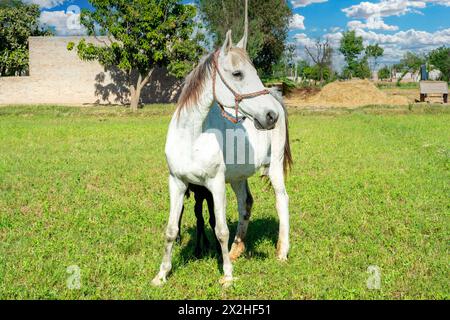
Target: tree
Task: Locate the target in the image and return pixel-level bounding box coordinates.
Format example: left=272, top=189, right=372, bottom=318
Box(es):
left=355, top=56, right=371, bottom=79
left=378, top=65, right=391, bottom=81
left=339, top=30, right=364, bottom=78
left=305, top=38, right=333, bottom=84
left=69, top=0, right=205, bottom=111
left=365, top=43, right=384, bottom=76
left=428, top=46, right=450, bottom=81
left=396, top=51, right=426, bottom=85
left=296, top=59, right=310, bottom=79
left=197, top=0, right=292, bottom=76
left=304, top=64, right=332, bottom=83
left=0, top=0, right=52, bottom=76
left=272, top=43, right=296, bottom=78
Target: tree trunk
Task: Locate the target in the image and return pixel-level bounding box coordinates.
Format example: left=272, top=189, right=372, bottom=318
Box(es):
left=130, top=84, right=139, bottom=112
left=129, top=69, right=154, bottom=112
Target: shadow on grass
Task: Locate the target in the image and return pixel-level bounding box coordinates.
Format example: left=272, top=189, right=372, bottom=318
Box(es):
left=175, top=217, right=279, bottom=272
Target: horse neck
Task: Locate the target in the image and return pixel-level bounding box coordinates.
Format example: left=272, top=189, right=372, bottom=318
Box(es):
left=171, top=76, right=214, bottom=139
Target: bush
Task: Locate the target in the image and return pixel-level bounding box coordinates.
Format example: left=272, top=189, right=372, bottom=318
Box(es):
left=378, top=66, right=391, bottom=81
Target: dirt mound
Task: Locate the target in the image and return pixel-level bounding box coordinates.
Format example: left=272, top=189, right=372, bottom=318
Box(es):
left=286, top=80, right=409, bottom=108
left=286, top=87, right=321, bottom=100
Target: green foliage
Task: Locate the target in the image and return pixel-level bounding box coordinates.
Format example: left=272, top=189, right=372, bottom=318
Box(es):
left=341, top=58, right=371, bottom=80
left=296, top=59, right=310, bottom=78
left=355, top=56, right=371, bottom=79
left=339, top=30, right=374, bottom=79
left=339, top=31, right=364, bottom=68
left=0, top=105, right=449, bottom=299
left=428, top=46, right=450, bottom=81
left=365, top=43, right=384, bottom=72
left=304, top=64, right=332, bottom=82
left=365, top=44, right=384, bottom=59
left=378, top=65, right=391, bottom=81
left=73, top=0, right=203, bottom=77
left=0, top=0, right=52, bottom=76
left=69, top=0, right=205, bottom=110
left=396, top=52, right=426, bottom=74
left=377, top=82, right=419, bottom=90
left=304, top=38, right=333, bottom=83
left=271, top=44, right=297, bottom=78
left=197, top=0, right=292, bottom=76
left=394, top=52, right=426, bottom=86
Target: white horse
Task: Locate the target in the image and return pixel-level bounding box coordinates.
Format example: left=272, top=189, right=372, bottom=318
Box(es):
left=152, top=13, right=291, bottom=287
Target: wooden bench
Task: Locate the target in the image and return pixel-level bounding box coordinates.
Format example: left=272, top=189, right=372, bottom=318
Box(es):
left=420, top=81, right=448, bottom=103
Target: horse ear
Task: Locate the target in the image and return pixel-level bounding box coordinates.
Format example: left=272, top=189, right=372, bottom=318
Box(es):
left=221, top=30, right=233, bottom=55
left=237, top=0, right=249, bottom=50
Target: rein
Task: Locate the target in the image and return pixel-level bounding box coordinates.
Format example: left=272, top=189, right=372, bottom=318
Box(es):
left=212, top=50, right=270, bottom=124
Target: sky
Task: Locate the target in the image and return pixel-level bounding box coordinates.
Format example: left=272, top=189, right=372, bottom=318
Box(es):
left=28, top=0, right=450, bottom=70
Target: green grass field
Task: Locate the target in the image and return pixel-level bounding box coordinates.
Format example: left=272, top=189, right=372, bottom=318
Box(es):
left=0, top=104, right=449, bottom=299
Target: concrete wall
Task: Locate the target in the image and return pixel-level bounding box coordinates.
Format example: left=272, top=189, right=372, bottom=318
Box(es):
left=0, top=36, right=182, bottom=105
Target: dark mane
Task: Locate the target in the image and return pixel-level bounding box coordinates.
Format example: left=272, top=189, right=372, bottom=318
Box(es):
left=176, top=48, right=252, bottom=116
left=176, top=53, right=215, bottom=114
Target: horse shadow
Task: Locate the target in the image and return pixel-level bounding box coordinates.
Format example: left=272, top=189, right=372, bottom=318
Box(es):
left=175, top=216, right=279, bottom=271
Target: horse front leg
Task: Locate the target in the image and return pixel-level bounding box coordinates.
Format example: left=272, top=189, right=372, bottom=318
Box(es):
left=152, top=175, right=187, bottom=286
left=206, top=175, right=233, bottom=287
left=269, top=166, right=290, bottom=261
left=230, top=180, right=253, bottom=261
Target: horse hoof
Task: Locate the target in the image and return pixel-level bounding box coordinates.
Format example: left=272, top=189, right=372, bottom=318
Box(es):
left=219, top=276, right=234, bottom=288
left=230, top=242, right=245, bottom=261
left=151, top=275, right=166, bottom=287
left=276, top=240, right=289, bottom=262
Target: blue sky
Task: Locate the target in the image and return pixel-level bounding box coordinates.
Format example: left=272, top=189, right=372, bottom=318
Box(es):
left=30, top=0, right=450, bottom=68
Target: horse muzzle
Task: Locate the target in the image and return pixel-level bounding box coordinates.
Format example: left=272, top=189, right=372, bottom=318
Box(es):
left=254, top=111, right=279, bottom=130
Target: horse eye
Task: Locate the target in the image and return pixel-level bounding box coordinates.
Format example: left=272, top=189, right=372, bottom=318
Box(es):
left=232, top=71, right=243, bottom=79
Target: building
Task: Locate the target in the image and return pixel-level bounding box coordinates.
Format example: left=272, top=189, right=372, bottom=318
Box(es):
left=0, top=37, right=182, bottom=105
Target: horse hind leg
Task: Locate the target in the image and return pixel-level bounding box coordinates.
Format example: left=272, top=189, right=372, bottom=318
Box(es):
left=176, top=205, right=185, bottom=244
left=229, top=180, right=253, bottom=261
left=152, top=175, right=187, bottom=286
left=193, top=191, right=209, bottom=257
left=269, top=166, right=290, bottom=261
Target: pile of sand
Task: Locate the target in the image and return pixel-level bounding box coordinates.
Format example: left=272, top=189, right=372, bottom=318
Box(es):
left=286, top=79, right=409, bottom=108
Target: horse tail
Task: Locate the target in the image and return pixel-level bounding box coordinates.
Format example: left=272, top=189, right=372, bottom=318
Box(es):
left=283, top=107, right=293, bottom=176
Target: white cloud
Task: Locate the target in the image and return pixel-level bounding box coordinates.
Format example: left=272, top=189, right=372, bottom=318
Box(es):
left=24, top=0, right=67, bottom=9
left=348, top=15, right=399, bottom=31
left=293, top=26, right=450, bottom=71
left=293, top=33, right=316, bottom=47
left=290, top=0, right=328, bottom=8
left=40, top=10, right=86, bottom=36
left=341, top=1, right=450, bottom=35
left=354, top=27, right=450, bottom=49
left=420, top=0, right=450, bottom=6
left=342, top=1, right=425, bottom=19
left=340, top=27, right=449, bottom=65
left=290, top=14, right=306, bottom=30
left=343, top=0, right=450, bottom=19
left=330, top=27, right=342, bottom=33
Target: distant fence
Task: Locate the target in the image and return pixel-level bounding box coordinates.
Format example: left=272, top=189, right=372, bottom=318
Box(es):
left=0, top=37, right=182, bottom=105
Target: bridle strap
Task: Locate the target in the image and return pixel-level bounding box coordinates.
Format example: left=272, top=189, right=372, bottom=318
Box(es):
left=212, top=50, right=270, bottom=124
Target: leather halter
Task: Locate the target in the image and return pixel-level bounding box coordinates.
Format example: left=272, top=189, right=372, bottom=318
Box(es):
left=212, top=50, right=270, bottom=124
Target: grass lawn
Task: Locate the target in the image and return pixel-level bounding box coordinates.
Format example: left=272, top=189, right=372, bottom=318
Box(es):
left=0, top=104, right=449, bottom=299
